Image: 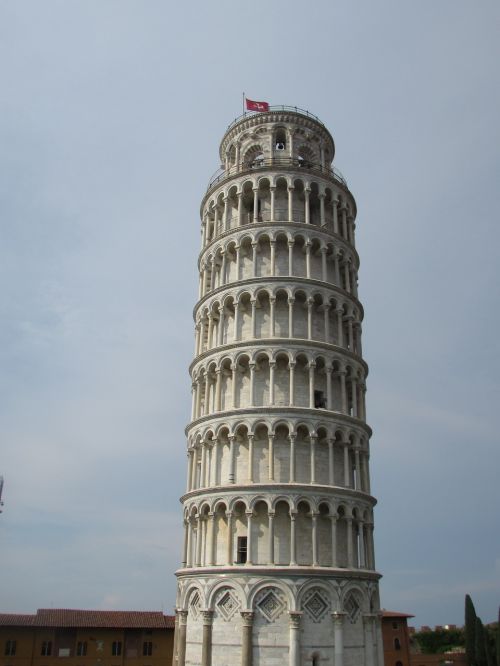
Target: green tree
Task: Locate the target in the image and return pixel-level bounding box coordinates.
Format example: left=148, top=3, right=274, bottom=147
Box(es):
left=466, top=594, right=478, bottom=665
left=496, top=607, right=500, bottom=666
left=476, top=618, right=488, bottom=666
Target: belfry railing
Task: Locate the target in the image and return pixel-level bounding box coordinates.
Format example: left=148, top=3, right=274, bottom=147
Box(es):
left=207, top=157, right=347, bottom=193
left=226, top=106, right=326, bottom=131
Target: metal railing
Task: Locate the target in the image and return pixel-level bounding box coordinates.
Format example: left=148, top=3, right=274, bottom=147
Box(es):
left=225, top=105, right=326, bottom=132
left=207, top=157, right=347, bottom=193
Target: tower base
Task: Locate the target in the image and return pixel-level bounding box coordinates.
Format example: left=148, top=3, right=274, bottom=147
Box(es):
left=173, top=570, right=382, bottom=666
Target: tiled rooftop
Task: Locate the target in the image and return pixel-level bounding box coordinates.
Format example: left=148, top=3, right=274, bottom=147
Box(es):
left=0, top=609, right=175, bottom=629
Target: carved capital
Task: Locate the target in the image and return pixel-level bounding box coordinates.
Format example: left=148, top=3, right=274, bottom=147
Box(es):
left=331, top=611, right=346, bottom=625
left=240, top=610, right=254, bottom=626
left=289, top=611, right=303, bottom=629
left=201, top=610, right=214, bottom=625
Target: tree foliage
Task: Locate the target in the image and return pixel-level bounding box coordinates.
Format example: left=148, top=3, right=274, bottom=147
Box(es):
left=497, top=608, right=500, bottom=666
left=466, top=594, right=478, bottom=665
left=464, top=595, right=498, bottom=666
left=413, top=628, right=464, bottom=654
left=476, top=618, right=488, bottom=666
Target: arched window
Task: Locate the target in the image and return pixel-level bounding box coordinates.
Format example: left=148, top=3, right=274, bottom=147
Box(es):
left=275, top=128, right=286, bottom=151
left=395, top=661, right=403, bottom=666
left=394, top=638, right=401, bottom=650
left=252, top=152, right=264, bottom=167
left=312, top=655, right=320, bottom=666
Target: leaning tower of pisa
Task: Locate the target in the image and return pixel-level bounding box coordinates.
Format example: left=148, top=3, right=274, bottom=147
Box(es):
left=172, top=107, right=382, bottom=666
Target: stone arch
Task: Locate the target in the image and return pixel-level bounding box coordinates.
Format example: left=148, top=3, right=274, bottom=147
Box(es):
left=181, top=581, right=205, bottom=611
left=248, top=579, right=295, bottom=611
left=209, top=583, right=245, bottom=664
left=254, top=288, right=271, bottom=339
left=254, top=349, right=271, bottom=407
left=243, top=144, right=265, bottom=168
left=341, top=584, right=369, bottom=619
left=274, top=176, right=289, bottom=222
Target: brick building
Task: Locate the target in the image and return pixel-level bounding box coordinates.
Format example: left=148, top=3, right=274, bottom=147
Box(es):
left=0, top=610, right=174, bottom=666
left=380, top=611, right=467, bottom=666
left=381, top=610, right=414, bottom=666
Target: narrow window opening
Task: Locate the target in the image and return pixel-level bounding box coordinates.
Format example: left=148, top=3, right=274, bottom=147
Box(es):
left=275, top=129, right=286, bottom=151
left=41, top=642, right=52, bottom=657
left=5, top=641, right=17, bottom=657
left=237, top=536, right=248, bottom=564
left=394, top=638, right=401, bottom=651
left=314, top=390, right=326, bottom=409
left=76, top=642, right=87, bottom=657
left=112, top=641, right=122, bottom=657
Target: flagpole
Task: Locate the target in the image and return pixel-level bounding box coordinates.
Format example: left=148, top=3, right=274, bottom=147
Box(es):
left=243, top=92, right=246, bottom=115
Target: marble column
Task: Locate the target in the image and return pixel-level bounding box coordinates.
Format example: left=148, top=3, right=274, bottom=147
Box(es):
left=289, top=612, right=302, bottom=666
left=290, top=512, right=297, bottom=565
left=288, top=186, right=294, bottom=222
left=330, top=515, right=337, bottom=567
left=346, top=517, right=353, bottom=568
left=328, top=438, right=335, bottom=485
left=246, top=510, right=254, bottom=565
left=228, top=436, right=236, bottom=483
left=240, top=611, right=254, bottom=666
left=289, top=361, right=296, bottom=406
left=307, top=299, right=313, bottom=339
left=288, top=240, right=294, bottom=275
left=208, top=512, right=216, bottom=566
left=201, top=610, right=214, bottom=666
left=268, top=432, right=275, bottom=481
left=308, top=362, right=316, bottom=408
left=311, top=512, right=318, bottom=566
left=247, top=434, right=254, bottom=482
left=269, top=299, right=276, bottom=337
left=268, top=511, right=275, bottom=564
left=176, top=610, right=188, bottom=666
left=375, top=615, right=385, bottom=666
left=331, top=612, right=345, bottom=666
left=269, top=361, right=276, bottom=404
left=310, top=435, right=317, bottom=484
left=358, top=520, right=366, bottom=568
left=288, top=297, right=295, bottom=337
left=289, top=434, right=296, bottom=482
left=251, top=241, right=258, bottom=277
left=171, top=610, right=179, bottom=666
left=326, top=365, right=333, bottom=410
left=226, top=511, right=233, bottom=565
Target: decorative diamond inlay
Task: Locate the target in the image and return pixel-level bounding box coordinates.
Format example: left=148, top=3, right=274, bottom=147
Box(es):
left=344, top=593, right=361, bottom=624
left=256, top=589, right=286, bottom=623
left=216, top=589, right=240, bottom=621
left=303, top=590, right=329, bottom=623
left=189, top=591, right=201, bottom=620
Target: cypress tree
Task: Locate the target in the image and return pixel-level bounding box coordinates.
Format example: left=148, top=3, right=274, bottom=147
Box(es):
left=486, top=633, right=493, bottom=666
left=466, top=595, right=477, bottom=665
left=476, top=618, right=487, bottom=666
left=496, top=607, right=500, bottom=666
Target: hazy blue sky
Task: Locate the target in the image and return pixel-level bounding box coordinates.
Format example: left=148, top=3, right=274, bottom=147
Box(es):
left=1, top=1, right=499, bottom=627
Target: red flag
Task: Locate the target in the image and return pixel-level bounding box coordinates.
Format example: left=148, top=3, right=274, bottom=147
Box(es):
left=246, top=98, right=269, bottom=112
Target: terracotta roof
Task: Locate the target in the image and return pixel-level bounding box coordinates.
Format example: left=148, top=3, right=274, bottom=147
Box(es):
left=0, top=614, right=35, bottom=626
left=0, top=610, right=175, bottom=629
left=381, top=610, right=415, bottom=619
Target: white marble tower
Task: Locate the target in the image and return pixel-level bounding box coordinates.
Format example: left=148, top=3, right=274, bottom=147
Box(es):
left=172, top=106, right=382, bottom=666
